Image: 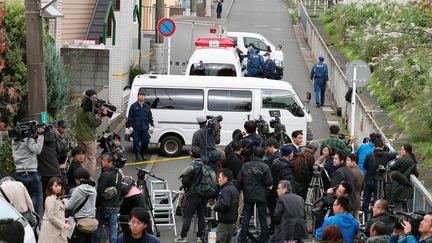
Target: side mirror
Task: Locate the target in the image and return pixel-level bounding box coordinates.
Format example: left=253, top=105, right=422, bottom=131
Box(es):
left=277, top=44, right=283, bottom=50
left=302, top=101, right=310, bottom=114
left=306, top=91, right=312, bottom=102
left=267, top=46, right=271, bottom=52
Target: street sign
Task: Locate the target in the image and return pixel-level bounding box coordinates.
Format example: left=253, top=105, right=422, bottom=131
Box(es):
left=157, top=18, right=176, bottom=37
left=40, top=111, right=47, bottom=124
left=345, top=60, right=371, bottom=88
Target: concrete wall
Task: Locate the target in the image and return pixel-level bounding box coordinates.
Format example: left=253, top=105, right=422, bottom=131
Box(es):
left=60, top=47, right=110, bottom=94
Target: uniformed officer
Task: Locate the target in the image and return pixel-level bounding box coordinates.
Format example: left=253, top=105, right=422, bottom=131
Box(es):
left=263, top=53, right=279, bottom=80
left=247, top=47, right=264, bottom=78
left=127, top=88, right=154, bottom=161
left=310, top=55, right=329, bottom=107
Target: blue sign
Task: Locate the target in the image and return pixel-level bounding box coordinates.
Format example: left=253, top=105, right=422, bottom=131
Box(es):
left=157, top=18, right=176, bottom=37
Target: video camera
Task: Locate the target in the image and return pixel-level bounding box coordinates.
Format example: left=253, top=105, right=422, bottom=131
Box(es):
left=82, top=95, right=117, bottom=118
left=8, top=120, right=46, bottom=142
left=269, top=110, right=286, bottom=133
left=394, top=211, right=424, bottom=235
left=255, top=116, right=269, bottom=136
left=206, top=115, right=223, bottom=137
left=98, top=131, right=126, bottom=168
left=377, top=164, right=387, bottom=177
left=312, top=164, right=323, bottom=176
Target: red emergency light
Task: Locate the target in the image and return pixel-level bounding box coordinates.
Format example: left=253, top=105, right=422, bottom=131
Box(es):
left=209, top=27, right=217, bottom=33
left=195, top=37, right=234, bottom=48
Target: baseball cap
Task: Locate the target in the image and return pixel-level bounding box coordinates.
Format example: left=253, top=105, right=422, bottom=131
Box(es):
left=57, top=120, right=69, bottom=129
left=196, top=114, right=207, bottom=123
left=280, top=146, right=293, bottom=156
left=138, top=88, right=146, bottom=95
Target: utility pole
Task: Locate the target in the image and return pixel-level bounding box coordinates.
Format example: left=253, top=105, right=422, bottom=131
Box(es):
left=155, top=0, right=164, bottom=43
left=25, top=0, right=47, bottom=122
left=190, top=0, right=196, bottom=16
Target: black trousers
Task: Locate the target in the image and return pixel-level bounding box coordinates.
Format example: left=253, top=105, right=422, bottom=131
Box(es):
left=180, top=193, right=207, bottom=238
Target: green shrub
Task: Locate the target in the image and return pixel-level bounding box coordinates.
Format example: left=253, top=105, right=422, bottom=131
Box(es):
left=0, top=139, right=15, bottom=177
left=129, top=65, right=145, bottom=86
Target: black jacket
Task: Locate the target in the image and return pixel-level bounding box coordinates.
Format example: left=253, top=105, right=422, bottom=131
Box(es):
left=365, top=212, right=395, bottom=237
left=222, top=153, right=242, bottom=180
left=37, top=126, right=61, bottom=177
left=264, top=151, right=281, bottom=168
left=330, top=165, right=356, bottom=204
left=214, top=181, right=239, bottom=224
left=66, top=160, right=82, bottom=192
left=238, top=157, right=273, bottom=203
left=364, top=149, right=397, bottom=181
left=271, top=157, right=296, bottom=192
left=96, top=167, right=122, bottom=209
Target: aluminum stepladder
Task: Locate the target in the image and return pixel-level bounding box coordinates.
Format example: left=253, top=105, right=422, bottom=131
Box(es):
left=150, top=180, right=177, bottom=236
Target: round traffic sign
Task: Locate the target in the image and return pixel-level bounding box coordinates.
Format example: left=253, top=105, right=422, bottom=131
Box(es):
left=345, top=59, right=371, bottom=88
left=157, top=18, right=176, bottom=37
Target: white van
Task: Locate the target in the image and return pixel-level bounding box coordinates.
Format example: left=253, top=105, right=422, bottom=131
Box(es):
left=227, top=32, right=284, bottom=77
left=125, top=75, right=313, bottom=156
left=185, top=38, right=244, bottom=77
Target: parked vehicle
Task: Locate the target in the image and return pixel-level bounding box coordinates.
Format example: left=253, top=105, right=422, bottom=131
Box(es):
left=228, top=32, right=284, bottom=77
left=125, top=75, right=313, bottom=157
left=0, top=197, right=37, bottom=243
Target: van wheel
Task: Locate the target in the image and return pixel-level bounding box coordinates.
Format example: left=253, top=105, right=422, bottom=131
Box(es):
left=160, top=136, right=183, bottom=157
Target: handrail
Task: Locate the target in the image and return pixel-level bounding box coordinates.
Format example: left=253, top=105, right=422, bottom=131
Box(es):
left=103, top=0, right=116, bottom=45
left=85, top=0, right=101, bottom=40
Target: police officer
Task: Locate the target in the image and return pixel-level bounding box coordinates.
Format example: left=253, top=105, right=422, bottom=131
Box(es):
left=246, top=45, right=264, bottom=77
left=310, top=55, right=329, bottom=107
left=127, top=88, right=154, bottom=161
left=263, top=53, right=279, bottom=80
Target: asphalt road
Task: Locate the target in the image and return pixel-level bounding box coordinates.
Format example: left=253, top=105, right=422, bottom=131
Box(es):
left=117, top=0, right=331, bottom=241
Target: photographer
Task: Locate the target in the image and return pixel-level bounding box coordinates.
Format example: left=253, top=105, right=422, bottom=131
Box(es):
left=37, top=124, right=62, bottom=200
left=99, top=132, right=126, bottom=169
left=12, top=120, right=45, bottom=215
left=389, top=213, right=432, bottom=243
left=365, top=200, right=394, bottom=237
left=66, top=146, right=86, bottom=193
left=76, top=89, right=106, bottom=180
left=321, top=125, right=353, bottom=155
left=241, top=120, right=264, bottom=163
left=363, top=139, right=397, bottom=215
left=367, top=222, right=390, bottom=243
left=191, top=114, right=221, bottom=171
left=127, top=88, right=154, bottom=162
left=264, top=138, right=281, bottom=167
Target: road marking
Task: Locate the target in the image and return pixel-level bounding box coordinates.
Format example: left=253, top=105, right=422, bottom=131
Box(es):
left=273, top=28, right=283, bottom=31
left=322, top=107, right=333, bottom=112
left=255, top=25, right=267, bottom=28
left=327, top=121, right=339, bottom=125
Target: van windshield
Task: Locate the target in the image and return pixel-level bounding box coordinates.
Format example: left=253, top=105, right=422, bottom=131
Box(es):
left=189, top=63, right=237, bottom=76
left=262, top=89, right=304, bottom=117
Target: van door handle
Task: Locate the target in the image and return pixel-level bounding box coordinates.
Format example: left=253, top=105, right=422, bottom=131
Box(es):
left=247, top=114, right=250, bottom=120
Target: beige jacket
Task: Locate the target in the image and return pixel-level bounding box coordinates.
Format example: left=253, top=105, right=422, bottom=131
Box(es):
left=38, top=195, right=68, bottom=243
left=0, top=181, right=33, bottom=213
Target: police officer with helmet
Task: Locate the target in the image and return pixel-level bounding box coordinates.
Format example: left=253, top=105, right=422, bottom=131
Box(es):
left=127, top=87, right=154, bottom=161
left=311, top=55, right=329, bottom=107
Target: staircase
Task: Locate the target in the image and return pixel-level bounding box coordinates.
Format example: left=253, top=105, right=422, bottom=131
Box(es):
left=85, top=0, right=118, bottom=44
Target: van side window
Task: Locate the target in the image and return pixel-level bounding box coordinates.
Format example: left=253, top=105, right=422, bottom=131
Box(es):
left=243, top=37, right=268, bottom=51
left=190, top=63, right=237, bottom=76
left=141, top=88, right=204, bottom=110
left=208, top=90, right=252, bottom=112
left=262, top=89, right=304, bottom=117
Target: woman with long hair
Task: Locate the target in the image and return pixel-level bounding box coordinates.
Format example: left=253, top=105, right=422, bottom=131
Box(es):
left=293, top=152, right=314, bottom=200
left=389, top=144, right=418, bottom=212
left=38, top=177, right=71, bottom=243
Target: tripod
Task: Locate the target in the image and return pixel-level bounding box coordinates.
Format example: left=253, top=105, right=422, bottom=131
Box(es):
left=136, top=167, right=165, bottom=237
left=306, top=170, right=325, bottom=242
left=376, top=173, right=387, bottom=201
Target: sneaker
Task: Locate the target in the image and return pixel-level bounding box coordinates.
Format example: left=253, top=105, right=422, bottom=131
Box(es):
left=174, top=237, right=187, bottom=242
left=197, top=238, right=203, bottom=243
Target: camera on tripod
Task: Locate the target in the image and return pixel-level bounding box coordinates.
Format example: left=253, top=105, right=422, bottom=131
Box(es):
left=8, top=120, right=46, bottom=142
left=82, top=95, right=117, bottom=118
left=98, top=131, right=126, bottom=168
left=269, top=110, right=286, bottom=133
left=311, top=193, right=330, bottom=215
left=206, top=115, right=223, bottom=137
left=312, top=164, right=323, bottom=176
left=376, top=165, right=387, bottom=176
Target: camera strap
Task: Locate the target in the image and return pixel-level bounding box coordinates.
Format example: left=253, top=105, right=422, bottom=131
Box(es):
left=0, top=186, right=11, bottom=204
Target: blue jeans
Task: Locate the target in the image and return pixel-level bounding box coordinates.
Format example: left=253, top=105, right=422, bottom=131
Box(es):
left=93, top=207, right=119, bottom=243
left=14, top=172, right=43, bottom=216
left=362, top=180, right=377, bottom=214
left=240, top=202, right=268, bottom=243
left=314, top=79, right=326, bottom=105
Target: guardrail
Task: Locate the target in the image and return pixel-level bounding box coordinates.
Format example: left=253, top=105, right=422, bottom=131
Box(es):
left=297, top=0, right=432, bottom=212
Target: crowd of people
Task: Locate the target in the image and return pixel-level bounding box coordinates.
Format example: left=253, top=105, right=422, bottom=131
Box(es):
left=1, top=87, right=432, bottom=243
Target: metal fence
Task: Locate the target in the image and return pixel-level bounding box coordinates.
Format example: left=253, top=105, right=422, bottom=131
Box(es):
left=297, top=0, right=432, bottom=211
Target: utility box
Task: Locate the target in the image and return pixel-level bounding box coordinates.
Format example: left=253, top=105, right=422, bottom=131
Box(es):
left=168, top=15, right=228, bottom=75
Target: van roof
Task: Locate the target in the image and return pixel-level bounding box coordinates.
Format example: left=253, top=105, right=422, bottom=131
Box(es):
left=189, top=48, right=239, bottom=63
left=133, top=75, right=294, bottom=90
left=228, top=32, right=264, bottom=38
